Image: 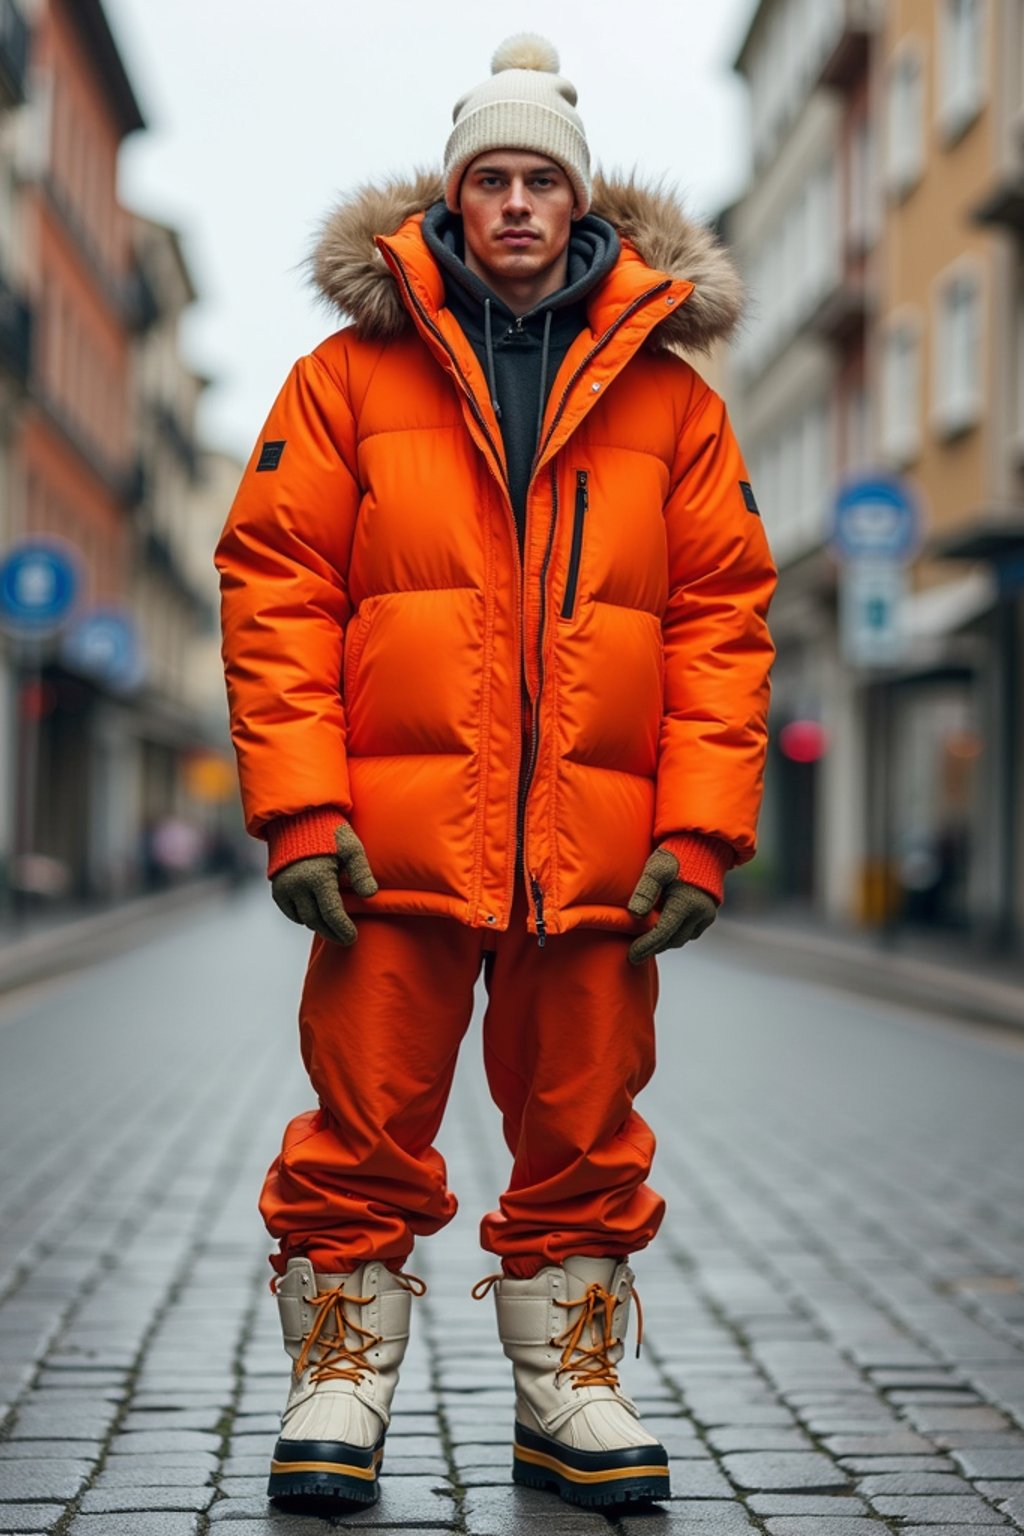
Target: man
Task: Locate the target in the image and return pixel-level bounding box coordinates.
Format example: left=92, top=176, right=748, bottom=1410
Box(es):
left=215, top=34, right=776, bottom=1513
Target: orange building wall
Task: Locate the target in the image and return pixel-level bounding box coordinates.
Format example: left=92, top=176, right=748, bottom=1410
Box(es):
left=16, top=0, right=134, bottom=609
left=882, top=0, right=997, bottom=551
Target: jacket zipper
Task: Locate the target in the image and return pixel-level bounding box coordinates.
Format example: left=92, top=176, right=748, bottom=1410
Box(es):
left=515, top=460, right=560, bottom=945
left=389, top=249, right=676, bottom=942
left=514, top=287, right=671, bottom=941
left=387, top=254, right=510, bottom=496
left=530, top=876, right=546, bottom=948
left=389, top=244, right=552, bottom=941
left=561, top=470, right=588, bottom=620
left=386, top=250, right=526, bottom=930
left=535, top=280, right=673, bottom=466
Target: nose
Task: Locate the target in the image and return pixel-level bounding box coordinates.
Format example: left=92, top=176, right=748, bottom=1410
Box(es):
left=502, top=178, right=531, bottom=218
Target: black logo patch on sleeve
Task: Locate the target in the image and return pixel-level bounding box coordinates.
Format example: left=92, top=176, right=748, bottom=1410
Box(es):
left=256, top=440, right=286, bottom=472
left=740, top=480, right=760, bottom=515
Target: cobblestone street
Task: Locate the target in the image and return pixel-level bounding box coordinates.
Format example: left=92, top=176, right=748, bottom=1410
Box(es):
left=1, top=888, right=1023, bottom=1535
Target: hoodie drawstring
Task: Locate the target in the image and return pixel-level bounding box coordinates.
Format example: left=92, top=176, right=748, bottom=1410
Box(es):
left=483, top=297, right=502, bottom=421
left=484, top=299, right=552, bottom=447
left=535, top=309, right=553, bottom=458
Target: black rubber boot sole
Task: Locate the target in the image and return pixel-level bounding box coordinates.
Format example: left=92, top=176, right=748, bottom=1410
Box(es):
left=267, top=1433, right=384, bottom=1509
left=512, top=1420, right=670, bottom=1508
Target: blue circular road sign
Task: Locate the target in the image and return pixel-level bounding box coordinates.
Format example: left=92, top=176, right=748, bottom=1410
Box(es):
left=0, top=541, right=79, bottom=632
left=831, top=473, right=923, bottom=564
left=61, top=608, right=145, bottom=692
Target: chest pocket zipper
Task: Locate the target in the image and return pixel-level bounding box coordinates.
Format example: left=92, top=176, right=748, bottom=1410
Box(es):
left=561, top=470, right=589, bottom=620
left=343, top=600, right=376, bottom=698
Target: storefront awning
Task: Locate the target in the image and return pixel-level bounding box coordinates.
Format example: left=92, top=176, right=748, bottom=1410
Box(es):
left=933, top=517, right=1024, bottom=596
left=905, top=570, right=997, bottom=639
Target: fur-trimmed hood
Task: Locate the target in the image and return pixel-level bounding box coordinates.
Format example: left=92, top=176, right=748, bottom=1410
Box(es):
left=309, top=170, right=742, bottom=356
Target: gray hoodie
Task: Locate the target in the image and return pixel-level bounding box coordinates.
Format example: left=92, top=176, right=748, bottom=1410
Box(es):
left=422, top=203, right=619, bottom=549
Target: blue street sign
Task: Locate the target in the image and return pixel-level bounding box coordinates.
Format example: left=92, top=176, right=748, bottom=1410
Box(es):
left=0, top=540, right=79, bottom=633
left=831, top=473, right=922, bottom=565
left=61, top=607, right=145, bottom=693
left=839, top=560, right=907, bottom=668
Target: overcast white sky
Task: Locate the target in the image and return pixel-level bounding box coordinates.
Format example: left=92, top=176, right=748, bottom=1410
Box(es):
left=102, top=0, right=755, bottom=461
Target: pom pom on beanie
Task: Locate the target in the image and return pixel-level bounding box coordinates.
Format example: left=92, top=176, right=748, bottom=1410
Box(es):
left=490, top=34, right=562, bottom=76
left=443, top=34, right=592, bottom=214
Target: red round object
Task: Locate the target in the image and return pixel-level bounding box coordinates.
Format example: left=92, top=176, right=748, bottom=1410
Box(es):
left=20, top=680, right=58, bottom=720
left=779, top=720, right=828, bottom=763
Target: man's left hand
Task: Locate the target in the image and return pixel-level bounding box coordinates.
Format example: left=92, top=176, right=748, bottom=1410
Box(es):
left=627, top=848, right=718, bottom=965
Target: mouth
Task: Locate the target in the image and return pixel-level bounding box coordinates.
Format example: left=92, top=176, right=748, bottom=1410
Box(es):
left=497, top=230, right=539, bottom=246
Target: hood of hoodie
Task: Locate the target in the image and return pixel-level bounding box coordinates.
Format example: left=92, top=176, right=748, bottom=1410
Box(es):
left=420, top=201, right=620, bottom=394
left=309, top=169, right=742, bottom=356
left=421, top=201, right=621, bottom=330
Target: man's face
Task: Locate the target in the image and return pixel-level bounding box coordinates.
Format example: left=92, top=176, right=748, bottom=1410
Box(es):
left=459, top=150, right=576, bottom=290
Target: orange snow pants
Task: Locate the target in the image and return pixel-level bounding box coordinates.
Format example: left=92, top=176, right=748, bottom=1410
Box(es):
left=259, top=881, right=665, bottom=1279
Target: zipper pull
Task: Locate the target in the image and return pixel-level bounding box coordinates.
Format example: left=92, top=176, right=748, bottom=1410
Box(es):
left=530, top=876, right=547, bottom=948
left=576, top=468, right=589, bottom=508
left=515, top=315, right=525, bottom=333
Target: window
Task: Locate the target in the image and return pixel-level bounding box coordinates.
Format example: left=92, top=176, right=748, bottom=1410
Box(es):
left=848, top=114, right=880, bottom=252
left=1015, top=272, right=1024, bottom=446
left=844, top=381, right=871, bottom=471
left=806, top=158, right=840, bottom=301
left=881, top=318, right=922, bottom=466
left=781, top=202, right=802, bottom=330
left=799, top=402, right=830, bottom=543
left=0, top=158, right=14, bottom=274
left=939, top=0, right=984, bottom=140
left=749, top=0, right=846, bottom=170
left=748, top=398, right=833, bottom=566
left=887, top=43, right=925, bottom=197
left=50, top=288, right=65, bottom=401
left=17, top=66, right=53, bottom=179
left=934, top=269, right=981, bottom=437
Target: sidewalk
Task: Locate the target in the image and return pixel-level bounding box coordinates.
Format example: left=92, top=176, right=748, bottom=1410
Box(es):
left=3, top=878, right=1021, bottom=1031
left=718, top=905, right=1024, bottom=1032
left=0, top=889, right=1022, bottom=1533
left=0, top=875, right=244, bottom=995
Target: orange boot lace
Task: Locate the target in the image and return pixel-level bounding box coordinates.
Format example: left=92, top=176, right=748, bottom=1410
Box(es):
left=471, top=1271, right=644, bottom=1388
left=293, top=1270, right=426, bottom=1386
left=552, top=1281, right=644, bottom=1388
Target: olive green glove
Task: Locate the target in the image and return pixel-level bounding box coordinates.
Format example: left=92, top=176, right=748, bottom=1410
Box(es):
left=627, top=847, right=718, bottom=965
left=270, top=822, right=378, bottom=945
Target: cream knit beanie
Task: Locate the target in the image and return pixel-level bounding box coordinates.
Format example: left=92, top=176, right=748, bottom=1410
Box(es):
left=444, top=35, right=592, bottom=214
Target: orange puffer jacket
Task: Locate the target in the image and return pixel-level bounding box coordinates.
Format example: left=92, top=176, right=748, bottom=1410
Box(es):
left=215, top=173, right=777, bottom=939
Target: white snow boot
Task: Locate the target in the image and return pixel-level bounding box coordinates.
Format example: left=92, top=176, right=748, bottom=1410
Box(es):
left=480, top=1255, right=670, bottom=1507
left=267, top=1257, right=424, bottom=1507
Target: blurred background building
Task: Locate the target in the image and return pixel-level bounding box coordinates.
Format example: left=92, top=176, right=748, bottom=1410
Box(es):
left=0, top=0, right=1021, bottom=961
left=725, top=0, right=1024, bottom=954
left=0, top=0, right=241, bottom=916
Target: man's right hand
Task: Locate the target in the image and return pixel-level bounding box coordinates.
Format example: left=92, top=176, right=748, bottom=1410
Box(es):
left=270, top=823, right=378, bottom=944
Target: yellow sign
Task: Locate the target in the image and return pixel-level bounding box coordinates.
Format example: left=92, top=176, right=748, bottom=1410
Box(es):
left=185, top=753, right=236, bottom=803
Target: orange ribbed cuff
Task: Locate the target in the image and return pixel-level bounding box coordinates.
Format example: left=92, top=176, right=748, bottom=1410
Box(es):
left=659, top=832, right=734, bottom=905
left=265, top=806, right=347, bottom=878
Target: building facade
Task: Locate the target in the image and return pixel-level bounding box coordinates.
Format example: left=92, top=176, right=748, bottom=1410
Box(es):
left=727, top=0, right=1023, bottom=951
left=0, top=0, right=31, bottom=909
left=8, top=0, right=145, bottom=902
left=729, top=0, right=880, bottom=920
left=2, top=0, right=224, bottom=910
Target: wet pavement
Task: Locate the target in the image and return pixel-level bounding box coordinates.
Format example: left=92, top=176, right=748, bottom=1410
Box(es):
left=0, top=884, right=1022, bottom=1534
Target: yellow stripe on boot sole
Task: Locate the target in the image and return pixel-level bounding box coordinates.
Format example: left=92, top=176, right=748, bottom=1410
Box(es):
left=270, top=1450, right=382, bottom=1481
left=515, top=1443, right=668, bottom=1485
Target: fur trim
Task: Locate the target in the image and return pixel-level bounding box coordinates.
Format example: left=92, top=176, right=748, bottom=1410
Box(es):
left=309, top=168, right=444, bottom=342
left=591, top=170, right=743, bottom=354
left=309, top=168, right=741, bottom=354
